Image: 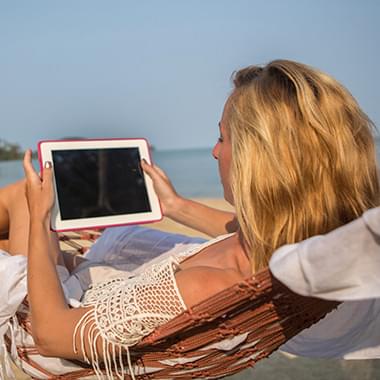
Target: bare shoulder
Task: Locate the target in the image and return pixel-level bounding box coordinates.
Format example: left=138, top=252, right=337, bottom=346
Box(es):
left=175, top=266, right=243, bottom=308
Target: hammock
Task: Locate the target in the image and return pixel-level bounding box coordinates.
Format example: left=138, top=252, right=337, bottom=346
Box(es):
left=8, top=230, right=339, bottom=379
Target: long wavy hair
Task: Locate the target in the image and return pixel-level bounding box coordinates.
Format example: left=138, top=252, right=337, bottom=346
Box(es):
left=227, top=59, right=379, bottom=271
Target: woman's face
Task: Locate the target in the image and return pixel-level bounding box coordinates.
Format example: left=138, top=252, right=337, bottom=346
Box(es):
left=212, top=99, right=233, bottom=204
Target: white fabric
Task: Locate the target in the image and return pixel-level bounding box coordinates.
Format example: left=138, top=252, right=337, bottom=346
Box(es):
left=0, top=250, right=27, bottom=380
left=280, top=300, right=380, bottom=359
left=270, top=207, right=380, bottom=359
left=269, top=208, right=380, bottom=301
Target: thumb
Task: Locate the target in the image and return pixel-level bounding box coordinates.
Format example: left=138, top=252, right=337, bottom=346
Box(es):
left=42, top=161, right=54, bottom=190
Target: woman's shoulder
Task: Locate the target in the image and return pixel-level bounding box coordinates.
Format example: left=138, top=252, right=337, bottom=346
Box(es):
left=175, top=233, right=236, bottom=262
left=175, top=265, right=243, bottom=308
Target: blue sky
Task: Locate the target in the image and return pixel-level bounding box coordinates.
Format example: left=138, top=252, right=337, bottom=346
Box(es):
left=0, top=0, right=379, bottom=151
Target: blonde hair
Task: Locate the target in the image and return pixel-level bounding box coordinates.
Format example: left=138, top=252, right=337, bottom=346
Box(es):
left=227, top=59, right=380, bottom=271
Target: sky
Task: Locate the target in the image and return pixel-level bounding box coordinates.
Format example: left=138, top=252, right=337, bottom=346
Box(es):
left=0, top=0, right=379, bottom=151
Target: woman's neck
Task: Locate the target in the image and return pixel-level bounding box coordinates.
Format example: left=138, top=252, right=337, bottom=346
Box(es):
left=234, top=231, right=253, bottom=277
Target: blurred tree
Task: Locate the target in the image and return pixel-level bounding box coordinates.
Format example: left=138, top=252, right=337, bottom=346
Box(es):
left=0, top=139, right=23, bottom=161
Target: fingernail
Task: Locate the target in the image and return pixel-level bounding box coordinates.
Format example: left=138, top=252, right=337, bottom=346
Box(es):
left=44, top=161, right=52, bottom=169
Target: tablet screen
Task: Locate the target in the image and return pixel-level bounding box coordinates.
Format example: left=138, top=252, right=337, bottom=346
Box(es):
left=52, top=147, right=151, bottom=220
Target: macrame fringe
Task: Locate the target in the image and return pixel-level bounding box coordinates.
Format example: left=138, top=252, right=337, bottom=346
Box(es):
left=72, top=257, right=187, bottom=379
left=73, top=309, right=136, bottom=380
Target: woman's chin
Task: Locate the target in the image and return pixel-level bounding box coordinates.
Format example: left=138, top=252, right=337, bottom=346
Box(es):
left=223, top=193, right=234, bottom=206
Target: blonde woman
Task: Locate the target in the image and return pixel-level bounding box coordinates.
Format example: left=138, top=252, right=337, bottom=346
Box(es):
left=143, top=60, right=379, bottom=270
left=0, top=59, right=379, bottom=378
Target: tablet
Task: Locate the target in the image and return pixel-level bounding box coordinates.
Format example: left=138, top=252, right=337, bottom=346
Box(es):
left=38, top=138, right=162, bottom=231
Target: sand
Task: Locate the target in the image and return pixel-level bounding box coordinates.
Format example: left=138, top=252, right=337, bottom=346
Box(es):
left=143, top=197, right=235, bottom=238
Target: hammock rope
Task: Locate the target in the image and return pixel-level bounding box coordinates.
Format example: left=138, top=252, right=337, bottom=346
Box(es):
left=7, top=230, right=339, bottom=379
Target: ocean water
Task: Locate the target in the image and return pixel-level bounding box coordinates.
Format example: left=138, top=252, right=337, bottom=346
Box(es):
left=1, top=139, right=379, bottom=195
left=152, top=148, right=223, bottom=198
left=0, top=147, right=224, bottom=196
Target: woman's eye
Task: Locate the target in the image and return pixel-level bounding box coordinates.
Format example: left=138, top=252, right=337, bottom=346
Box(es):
left=218, top=137, right=224, bottom=143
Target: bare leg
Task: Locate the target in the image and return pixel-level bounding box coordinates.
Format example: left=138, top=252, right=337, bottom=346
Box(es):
left=2, top=180, right=30, bottom=256
left=0, top=186, right=9, bottom=251
left=0, top=180, right=62, bottom=264
left=0, top=183, right=9, bottom=251
left=0, top=179, right=90, bottom=272
left=0, top=180, right=28, bottom=255
left=0, top=182, right=11, bottom=240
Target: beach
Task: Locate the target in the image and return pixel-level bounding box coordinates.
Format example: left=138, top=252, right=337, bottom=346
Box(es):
left=144, top=197, right=235, bottom=238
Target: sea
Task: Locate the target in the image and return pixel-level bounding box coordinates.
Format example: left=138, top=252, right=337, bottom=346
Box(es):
left=1, top=139, right=379, bottom=194
left=0, top=148, right=223, bottom=196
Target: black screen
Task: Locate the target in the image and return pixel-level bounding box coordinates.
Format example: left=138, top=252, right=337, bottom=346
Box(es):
left=52, top=148, right=151, bottom=220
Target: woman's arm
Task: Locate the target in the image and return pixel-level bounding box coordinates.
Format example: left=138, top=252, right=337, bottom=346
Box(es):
left=23, top=150, right=90, bottom=358
left=141, top=160, right=238, bottom=237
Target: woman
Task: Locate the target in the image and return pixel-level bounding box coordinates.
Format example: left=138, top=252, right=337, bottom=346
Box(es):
left=1, top=59, right=379, bottom=377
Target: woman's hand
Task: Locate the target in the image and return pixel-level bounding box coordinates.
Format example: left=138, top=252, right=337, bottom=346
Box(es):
left=141, top=159, right=183, bottom=217
left=141, top=159, right=237, bottom=236
left=23, top=149, right=55, bottom=222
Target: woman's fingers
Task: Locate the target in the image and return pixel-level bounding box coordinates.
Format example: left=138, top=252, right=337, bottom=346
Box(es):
left=141, top=160, right=170, bottom=182
left=141, top=159, right=159, bottom=178
left=23, top=150, right=53, bottom=189
left=141, top=159, right=171, bottom=189
left=23, top=149, right=41, bottom=185
left=23, top=150, right=55, bottom=220
left=152, top=164, right=168, bottom=179
left=141, top=159, right=181, bottom=216
left=42, top=161, right=54, bottom=193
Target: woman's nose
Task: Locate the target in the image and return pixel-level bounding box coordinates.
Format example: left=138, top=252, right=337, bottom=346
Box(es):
left=212, top=143, right=219, bottom=160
